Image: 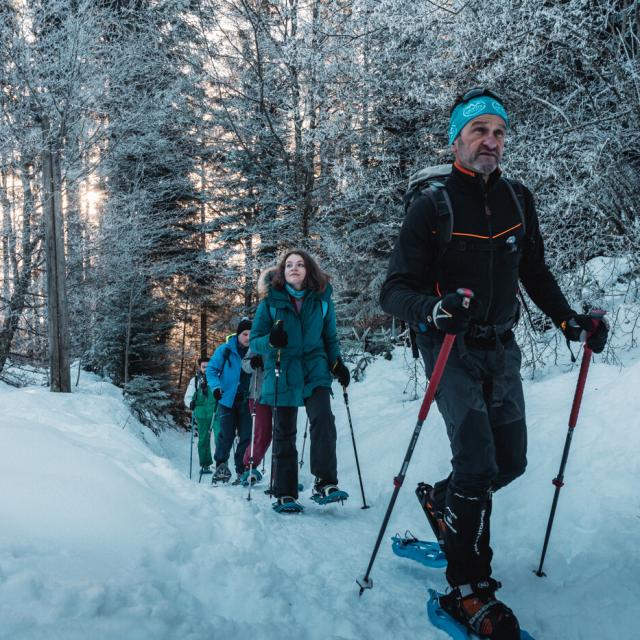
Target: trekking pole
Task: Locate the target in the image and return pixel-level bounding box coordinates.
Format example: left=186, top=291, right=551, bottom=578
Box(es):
left=535, top=309, right=606, bottom=577
left=299, top=417, right=309, bottom=469
left=343, top=387, right=369, bottom=509
left=357, top=288, right=473, bottom=596
left=246, top=370, right=260, bottom=502
left=188, top=412, right=195, bottom=480
left=269, top=322, right=284, bottom=496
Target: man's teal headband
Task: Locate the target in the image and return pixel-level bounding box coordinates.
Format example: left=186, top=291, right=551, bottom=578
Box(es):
left=448, top=94, right=509, bottom=145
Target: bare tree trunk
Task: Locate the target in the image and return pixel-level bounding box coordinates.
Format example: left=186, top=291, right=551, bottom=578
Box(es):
left=123, top=280, right=135, bottom=386
left=199, top=162, right=208, bottom=359
left=178, top=302, right=188, bottom=389
left=42, top=119, right=71, bottom=392
left=300, top=0, right=320, bottom=240
left=1, top=166, right=14, bottom=307
left=0, top=163, right=39, bottom=372
left=243, top=223, right=254, bottom=310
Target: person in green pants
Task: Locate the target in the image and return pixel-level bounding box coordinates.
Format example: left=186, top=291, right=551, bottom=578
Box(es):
left=184, top=357, right=218, bottom=473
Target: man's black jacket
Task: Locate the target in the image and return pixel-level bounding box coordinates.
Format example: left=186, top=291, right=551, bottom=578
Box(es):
left=379, top=163, right=574, bottom=330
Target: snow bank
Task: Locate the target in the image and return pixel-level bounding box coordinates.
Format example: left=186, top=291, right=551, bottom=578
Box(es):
left=1, top=350, right=638, bottom=639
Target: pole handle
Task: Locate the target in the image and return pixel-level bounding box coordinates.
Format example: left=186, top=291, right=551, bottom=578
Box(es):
left=455, top=287, right=474, bottom=309
left=581, top=309, right=607, bottom=346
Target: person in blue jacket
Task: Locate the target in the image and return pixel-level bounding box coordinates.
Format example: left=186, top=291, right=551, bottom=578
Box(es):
left=206, top=318, right=253, bottom=483
left=250, top=250, right=351, bottom=513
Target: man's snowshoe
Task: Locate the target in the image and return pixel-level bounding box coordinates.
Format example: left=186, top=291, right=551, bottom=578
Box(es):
left=231, top=473, right=243, bottom=486
left=416, top=482, right=446, bottom=553
left=211, top=462, right=232, bottom=484
left=427, top=580, right=531, bottom=640
left=272, top=496, right=304, bottom=514
left=241, top=468, right=263, bottom=486
left=310, top=480, right=349, bottom=505
left=391, top=531, right=447, bottom=568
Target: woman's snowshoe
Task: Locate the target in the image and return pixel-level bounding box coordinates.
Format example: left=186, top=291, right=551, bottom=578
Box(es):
left=241, top=468, right=263, bottom=486
left=311, top=480, right=349, bottom=505
left=272, top=496, right=304, bottom=514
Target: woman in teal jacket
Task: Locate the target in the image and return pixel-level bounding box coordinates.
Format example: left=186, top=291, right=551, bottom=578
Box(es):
left=250, top=249, right=350, bottom=513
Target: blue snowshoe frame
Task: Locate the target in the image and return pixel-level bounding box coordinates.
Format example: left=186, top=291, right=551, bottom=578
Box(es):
left=427, top=590, right=535, bottom=640
left=241, top=468, right=263, bottom=487
left=391, top=533, right=447, bottom=568
left=272, top=498, right=304, bottom=514
left=310, top=488, right=349, bottom=505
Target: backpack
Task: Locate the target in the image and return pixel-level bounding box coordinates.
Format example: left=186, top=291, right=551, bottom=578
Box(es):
left=196, top=347, right=231, bottom=394
left=405, top=164, right=528, bottom=335
left=404, top=164, right=527, bottom=248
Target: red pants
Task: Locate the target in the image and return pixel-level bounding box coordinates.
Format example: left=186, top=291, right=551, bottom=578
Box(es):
left=242, top=399, right=273, bottom=469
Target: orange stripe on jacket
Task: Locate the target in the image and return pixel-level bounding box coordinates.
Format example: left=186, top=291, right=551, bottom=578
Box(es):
left=453, top=161, right=476, bottom=177
left=450, top=222, right=522, bottom=241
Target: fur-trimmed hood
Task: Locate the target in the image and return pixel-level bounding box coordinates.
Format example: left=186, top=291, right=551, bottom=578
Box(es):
left=257, top=266, right=277, bottom=299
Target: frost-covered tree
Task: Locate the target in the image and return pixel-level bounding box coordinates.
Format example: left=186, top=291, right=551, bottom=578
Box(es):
left=87, top=1, right=208, bottom=403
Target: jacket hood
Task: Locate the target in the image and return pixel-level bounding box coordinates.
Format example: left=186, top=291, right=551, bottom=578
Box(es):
left=257, top=266, right=278, bottom=299
left=258, top=265, right=333, bottom=301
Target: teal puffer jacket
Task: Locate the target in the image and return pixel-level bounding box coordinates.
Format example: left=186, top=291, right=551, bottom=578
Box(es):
left=250, top=283, right=341, bottom=407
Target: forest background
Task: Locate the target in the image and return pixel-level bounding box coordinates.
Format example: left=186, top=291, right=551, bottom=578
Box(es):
left=1, top=0, right=638, bottom=427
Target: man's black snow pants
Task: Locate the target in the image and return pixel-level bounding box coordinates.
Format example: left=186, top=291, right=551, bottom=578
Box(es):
left=214, top=395, right=252, bottom=474
left=417, top=332, right=527, bottom=588
left=272, top=386, right=337, bottom=499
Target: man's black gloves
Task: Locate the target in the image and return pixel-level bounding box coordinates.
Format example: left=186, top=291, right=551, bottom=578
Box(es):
left=332, top=358, right=350, bottom=387
left=213, top=388, right=223, bottom=401
left=269, top=322, right=288, bottom=348
left=561, top=314, right=609, bottom=354
left=430, top=291, right=477, bottom=335
left=189, top=396, right=196, bottom=410
left=250, top=354, right=264, bottom=370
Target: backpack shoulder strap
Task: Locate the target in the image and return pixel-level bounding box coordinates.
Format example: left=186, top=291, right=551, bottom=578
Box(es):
left=501, top=178, right=526, bottom=234
left=424, top=183, right=454, bottom=247
left=220, top=346, right=232, bottom=373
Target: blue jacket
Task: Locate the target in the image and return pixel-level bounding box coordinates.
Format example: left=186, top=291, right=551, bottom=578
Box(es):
left=205, top=335, right=247, bottom=409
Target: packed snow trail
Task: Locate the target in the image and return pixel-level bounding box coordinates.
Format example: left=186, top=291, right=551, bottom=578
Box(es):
left=1, top=349, right=639, bottom=640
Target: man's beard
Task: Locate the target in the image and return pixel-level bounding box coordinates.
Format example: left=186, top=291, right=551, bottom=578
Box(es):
left=473, top=152, right=499, bottom=175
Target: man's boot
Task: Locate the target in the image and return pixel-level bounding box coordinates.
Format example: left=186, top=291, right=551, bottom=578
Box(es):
left=416, top=482, right=446, bottom=552
left=439, top=578, right=520, bottom=640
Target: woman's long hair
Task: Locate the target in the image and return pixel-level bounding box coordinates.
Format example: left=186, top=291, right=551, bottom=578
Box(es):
left=270, top=249, right=330, bottom=293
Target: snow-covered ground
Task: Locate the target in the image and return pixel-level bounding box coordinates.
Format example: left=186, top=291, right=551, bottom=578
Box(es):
left=1, top=346, right=638, bottom=640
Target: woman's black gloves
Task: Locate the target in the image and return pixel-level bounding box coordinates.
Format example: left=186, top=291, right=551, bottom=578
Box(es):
left=332, top=358, right=350, bottom=388
left=269, top=322, right=288, bottom=348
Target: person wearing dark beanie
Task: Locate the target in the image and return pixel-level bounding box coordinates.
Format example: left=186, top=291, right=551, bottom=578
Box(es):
left=206, top=317, right=254, bottom=484
left=236, top=317, right=252, bottom=336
